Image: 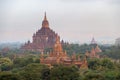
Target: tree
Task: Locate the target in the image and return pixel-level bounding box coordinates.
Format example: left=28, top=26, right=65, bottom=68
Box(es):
left=50, top=65, right=80, bottom=80
left=101, top=58, right=115, bottom=69
left=84, top=72, right=105, bottom=80
left=13, top=57, right=34, bottom=68
left=19, top=63, right=49, bottom=80
left=88, top=58, right=101, bottom=70
left=0, top=71, right=21, bottom=80
left=103, top=70, right=119, bottom=80
left=0, top=57, right=13, bottom=71
left=41, top=68, right=50, bottom=80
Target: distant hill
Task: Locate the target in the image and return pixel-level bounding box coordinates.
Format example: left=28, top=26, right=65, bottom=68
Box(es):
left=0, top=42, right=23, bottom=50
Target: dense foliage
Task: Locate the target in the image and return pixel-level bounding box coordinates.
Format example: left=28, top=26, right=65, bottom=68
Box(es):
left=50, top=65, right=80, bottom=80
left=0, top=56, right=120, bottom=80
left=0, top=44, right=120, bottom=80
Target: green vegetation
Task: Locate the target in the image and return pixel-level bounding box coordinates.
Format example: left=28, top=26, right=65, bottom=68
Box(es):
left=0, top=56, right=120, bottom=80
left=0, top=44, right=120, bottom=80
left=50, top=65, right=79, bottom=80
left=79, top=59, right=120, bottom=80
left=0, top=58, right=13, bottom=71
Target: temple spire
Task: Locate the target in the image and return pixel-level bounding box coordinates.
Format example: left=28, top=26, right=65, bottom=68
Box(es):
left=56, top=35, right=60, bottom=44
left=44, top=12, right=47, bottom=20
left=42, top=12, right=49, bottom=28
left=54, top=35, right=63, bottom=52
left=91, top=37, right=96, bottom=45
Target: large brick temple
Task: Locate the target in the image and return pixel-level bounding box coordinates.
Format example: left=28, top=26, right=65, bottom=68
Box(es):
left=40, top=35, right=88, bottom=68
left=21, top=13, right=61, bottom=52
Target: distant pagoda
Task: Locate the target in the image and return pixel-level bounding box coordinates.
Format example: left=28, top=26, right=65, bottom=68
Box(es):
left=91, top=37, right=97, bottom=45
left=90, top=37, right=97, bottom=47
left=21, top=12, right=61, bottom=52
left=85, top=37, right=102, bottom=58
left=85, top=45, right=102, bottom=58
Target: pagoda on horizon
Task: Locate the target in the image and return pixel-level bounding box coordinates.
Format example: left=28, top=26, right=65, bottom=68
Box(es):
left=85, top=37, right=102, bottom=58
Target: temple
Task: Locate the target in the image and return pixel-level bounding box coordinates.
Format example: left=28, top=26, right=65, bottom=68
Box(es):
left=91, top=37, right=97, bottom=45
left=21, top=13, right=61, bottom=52
left=85, top=38, right=102, bottom=58
left=85, top=45, right=102, bottom=58
left=40, top=35, right=88, bottom=68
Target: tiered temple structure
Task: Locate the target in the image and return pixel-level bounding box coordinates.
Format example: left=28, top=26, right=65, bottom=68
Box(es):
left=40, top=35, right=88, bottom=68
left=85, top=45, right=102, bottom=58
left=21, top=13, right=61, bottom=52
left=85, top=38, right=102, bottom=58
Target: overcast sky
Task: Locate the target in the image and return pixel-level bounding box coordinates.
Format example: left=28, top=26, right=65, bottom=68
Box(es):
left=0, top=0, right=120, bottom=44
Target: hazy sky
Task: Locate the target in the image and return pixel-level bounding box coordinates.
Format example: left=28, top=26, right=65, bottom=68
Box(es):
left=0, top=0, right=120, bottom=44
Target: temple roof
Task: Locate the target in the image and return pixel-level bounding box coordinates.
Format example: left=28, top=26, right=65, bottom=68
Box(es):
left=95, top=45, right=102, bottom=53
left=90, top=47, right=96, bottom=56
left=42, top=12, right=49, bottom=28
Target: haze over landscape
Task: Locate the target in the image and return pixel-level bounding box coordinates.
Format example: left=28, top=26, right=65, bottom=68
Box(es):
left=0, top=0, right=120, bottom=44
left=0, top=1, right=120, bottom=80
